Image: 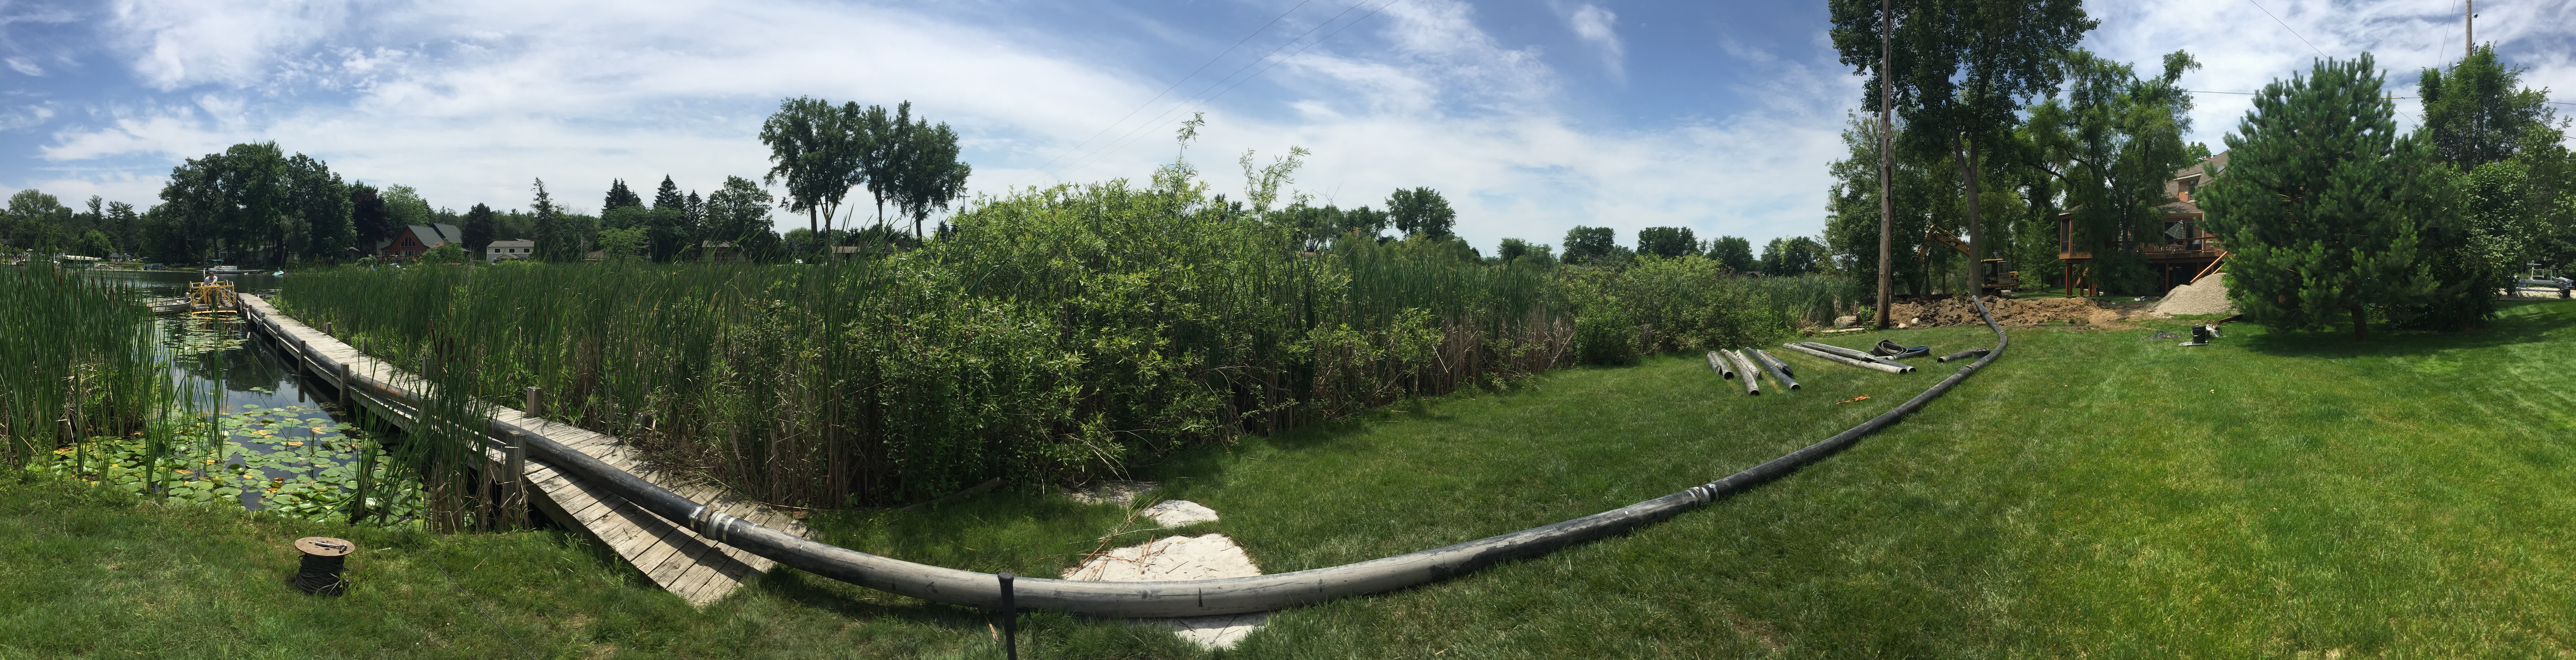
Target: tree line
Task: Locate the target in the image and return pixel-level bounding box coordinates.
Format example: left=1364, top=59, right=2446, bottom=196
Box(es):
left=1820, top=0, right=2572, bottom=337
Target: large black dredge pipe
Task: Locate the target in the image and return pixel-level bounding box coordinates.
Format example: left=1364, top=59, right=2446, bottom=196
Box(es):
left=242, top=295, right=2009, bottom=617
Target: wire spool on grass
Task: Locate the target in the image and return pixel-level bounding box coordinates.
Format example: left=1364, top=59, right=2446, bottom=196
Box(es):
left=293, top=537, right=354, bottom=595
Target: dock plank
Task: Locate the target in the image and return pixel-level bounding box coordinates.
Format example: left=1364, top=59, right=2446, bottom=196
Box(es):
left=237, top=295, right=813, bottom=606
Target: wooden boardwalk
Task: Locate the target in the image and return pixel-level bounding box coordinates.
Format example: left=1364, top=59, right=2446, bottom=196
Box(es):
left=239, top=295, right=810, bottom=606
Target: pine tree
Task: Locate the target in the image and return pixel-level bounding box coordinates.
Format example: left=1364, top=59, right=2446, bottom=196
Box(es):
left=2200, top=54, right=2448, bottom=340
left=603, top=179, right=643, bottom=213
left=532, top=178, right=582, bottom=262
left=653, top=175, right=686, bottom=211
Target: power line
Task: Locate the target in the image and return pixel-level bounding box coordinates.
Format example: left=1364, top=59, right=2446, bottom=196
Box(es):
left=1008, top=1, right=1317, bottom=187
left=2243, top=0, right=2328, bottom=58
left=1034, top=0, right=1395, bottom=186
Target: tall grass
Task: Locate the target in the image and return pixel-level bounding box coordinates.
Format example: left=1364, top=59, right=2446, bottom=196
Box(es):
left=279, top=180, right=1798, bottom=509
left=0, top=265, right=172, bottom=466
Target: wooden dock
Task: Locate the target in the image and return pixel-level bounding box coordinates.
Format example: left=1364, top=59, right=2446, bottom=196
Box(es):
left=238, top=295, right=810, bottom=606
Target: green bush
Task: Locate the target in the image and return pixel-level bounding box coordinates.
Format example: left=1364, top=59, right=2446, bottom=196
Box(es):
left=1573, top=308, right=1639, bottom=366
left=282, top=179, right=1583, bottom=506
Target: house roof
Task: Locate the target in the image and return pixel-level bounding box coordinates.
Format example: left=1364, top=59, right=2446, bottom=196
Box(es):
left=485, top=239, right=536, bottom=249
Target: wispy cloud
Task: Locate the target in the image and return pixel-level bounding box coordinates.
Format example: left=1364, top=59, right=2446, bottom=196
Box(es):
left=1565, top=3, right=1624, bottom=83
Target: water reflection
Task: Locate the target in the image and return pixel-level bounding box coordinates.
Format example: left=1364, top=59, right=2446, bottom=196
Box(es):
left=52, top=269, right=422, bottom=520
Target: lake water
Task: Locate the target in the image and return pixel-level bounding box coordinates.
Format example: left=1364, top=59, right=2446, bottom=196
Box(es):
left=73, top=270, right=416, bottom=521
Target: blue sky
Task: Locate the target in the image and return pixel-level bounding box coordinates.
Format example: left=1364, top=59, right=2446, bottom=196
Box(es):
left=4, top=0, right=2572, bottom=252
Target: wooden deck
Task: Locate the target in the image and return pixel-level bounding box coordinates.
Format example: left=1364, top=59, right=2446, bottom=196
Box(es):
left=237, top=295, right=810, bottom=606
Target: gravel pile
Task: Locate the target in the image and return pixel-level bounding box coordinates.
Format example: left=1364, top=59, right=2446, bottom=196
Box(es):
left=2154, top=274, right=2236, bottom=316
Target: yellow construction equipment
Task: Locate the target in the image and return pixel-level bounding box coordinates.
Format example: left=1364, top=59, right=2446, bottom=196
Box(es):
left=187, top=280, right=239, bottom=315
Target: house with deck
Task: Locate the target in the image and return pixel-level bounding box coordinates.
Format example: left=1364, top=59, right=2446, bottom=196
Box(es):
left=2057, top=152, right=2229, bottom=296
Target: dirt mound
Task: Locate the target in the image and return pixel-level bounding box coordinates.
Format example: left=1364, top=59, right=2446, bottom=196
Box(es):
left=2154, top=274, right=2237, bottom=316
left=1884, top=296, right=2138, bottom=328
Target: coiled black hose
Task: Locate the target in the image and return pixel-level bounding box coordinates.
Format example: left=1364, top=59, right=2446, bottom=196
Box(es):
left=245, top=294, right=2008, bottom=617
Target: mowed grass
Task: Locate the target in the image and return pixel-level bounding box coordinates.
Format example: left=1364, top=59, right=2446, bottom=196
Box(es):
left=8, top=300, right=2575, bottom=658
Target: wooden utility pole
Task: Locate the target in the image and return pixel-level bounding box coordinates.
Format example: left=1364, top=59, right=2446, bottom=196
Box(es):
left=1875, top=0, right=1895, bottom=329
left=2465, top=0, right=2474, bottom=60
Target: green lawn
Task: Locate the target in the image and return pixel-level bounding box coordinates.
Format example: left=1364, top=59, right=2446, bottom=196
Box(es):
left=7, top=301, right=2575, bottom=658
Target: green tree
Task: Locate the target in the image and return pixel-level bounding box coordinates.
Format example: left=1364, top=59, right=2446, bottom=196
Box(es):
left=1386, top=187, right=1456, bottom=239
left=157, top=142, right=347, bottom=265
left=1706, top=235, right=1754, bottom=271
left=1636, top=227, right=1698, bottom=258
left=1497, top=238, right=1555, bottom=265
left=1, top=190, right=71, bottom=254
left=603, top=179, right=643, bottom=213
left=760, top=97, right=867, bottom=250
left=1831, top=0, right=2095, bottom=290
left=1761, top=236, right=1825, bottom=275
left=531, top=179, right=584, bottom=262
left=2023, top=50, right=2200, bottom=294
left=2201, top=54, right=2449, bottom=340
left=381, top=184, right=432, bottom=229
left=420, top=241, right=468, bottom=264
left=704, top=175, right=775, bottom=249
left=284, top=153, right=353, bottom=262
left=892, top=114, right=973, bottom=240
left=349, top=184, right=395, bottom=251
left=462, top=203, right=498, bottom=256
left=1824, top=112, right=1938, bottom=296
left=1562, top=226, right=1622, bottom=265
left=2419, top=44, right=2560, bottom=170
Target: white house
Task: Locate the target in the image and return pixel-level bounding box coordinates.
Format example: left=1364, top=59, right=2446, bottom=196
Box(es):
left=485, top=239, right=536, bottom=263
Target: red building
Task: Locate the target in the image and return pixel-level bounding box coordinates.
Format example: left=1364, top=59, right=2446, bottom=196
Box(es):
left=377, top=224, right=463, bottom=261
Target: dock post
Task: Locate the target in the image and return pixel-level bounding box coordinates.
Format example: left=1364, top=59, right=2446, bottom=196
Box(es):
left=504, top=431, right=529, bottom=529
left=337, top=363, right=352, bottom=409
left=525, top=386, right=543, bottom=418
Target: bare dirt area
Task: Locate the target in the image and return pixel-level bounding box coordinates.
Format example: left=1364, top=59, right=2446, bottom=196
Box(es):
left=1884, top=296, right=2158, bottom=329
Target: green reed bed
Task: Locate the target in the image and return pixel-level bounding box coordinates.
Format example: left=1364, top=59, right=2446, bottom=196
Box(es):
left=0, top=265, right=167, bottom=465
left=279, top=180, right=1798, bottom=510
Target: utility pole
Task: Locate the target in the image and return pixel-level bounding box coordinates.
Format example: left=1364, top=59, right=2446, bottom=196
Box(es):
left=2466, top=0, right=2474, bottom=60
left=1875, top=0, right=1895, bottom=330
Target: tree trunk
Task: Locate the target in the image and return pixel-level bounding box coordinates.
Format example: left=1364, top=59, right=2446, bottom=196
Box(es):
left=1953, top=133, right=1984, bottom=297
left=2351, top=304, right=2369, bottom=341
left=807, top=207, right=819, bottom=255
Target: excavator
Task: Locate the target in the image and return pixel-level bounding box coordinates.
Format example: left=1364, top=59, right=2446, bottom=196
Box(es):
left=1926, top=224, right=2019, bottom=297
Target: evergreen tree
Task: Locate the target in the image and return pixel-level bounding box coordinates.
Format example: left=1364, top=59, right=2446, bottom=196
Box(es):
left=1386, top=187, right=1456, bottom=239
left=1636, top=227, right=1698, bottom=258
left=2201, top=54, right=2450, bottom=340
left=653, top=175, right=686, bottom=211
left=603, top=179, right=643, bottom=213
left=531, top=178, right=582, bottom=262
left=349, top=183, right=395, bottom=252
left=462, top=203, right=498, bottom=256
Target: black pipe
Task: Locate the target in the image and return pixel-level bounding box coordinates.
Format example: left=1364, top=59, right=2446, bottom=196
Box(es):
left=999, top=572, right=1018, bottom=660
left=237, top=294, right=2009, bottom=617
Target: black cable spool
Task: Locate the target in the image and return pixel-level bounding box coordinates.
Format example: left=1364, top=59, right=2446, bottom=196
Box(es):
left=293, top=536, right=355, bottom=595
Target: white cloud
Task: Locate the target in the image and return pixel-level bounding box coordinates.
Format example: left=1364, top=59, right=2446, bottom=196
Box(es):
left=4, top=56, right=37, bottom=75
left=2085, top=0, right=2576, bottom=148
left=1565, top=3, right=1624, bottom=83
